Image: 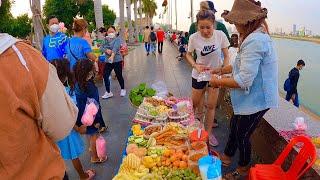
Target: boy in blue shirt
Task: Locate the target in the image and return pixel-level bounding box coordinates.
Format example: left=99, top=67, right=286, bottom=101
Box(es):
left=42, top=16, right=68, bottom=62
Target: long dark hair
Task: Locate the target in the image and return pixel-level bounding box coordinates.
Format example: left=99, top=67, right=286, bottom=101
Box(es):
left=50, top=58, right=74, bottom=91
left=74, top=59, right=94, bottom=92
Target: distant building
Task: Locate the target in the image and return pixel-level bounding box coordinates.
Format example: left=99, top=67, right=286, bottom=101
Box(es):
left=293, top=24, right=297, bottom=35
left=305, top=29, right=312, bottom=36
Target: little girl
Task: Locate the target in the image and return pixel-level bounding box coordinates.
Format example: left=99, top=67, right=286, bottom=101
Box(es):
left=74, top=59, right=108, bottom=163
left=52, top=59, right=96, bottom=180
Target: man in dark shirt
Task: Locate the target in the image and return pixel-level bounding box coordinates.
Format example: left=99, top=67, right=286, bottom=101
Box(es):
left=285, top=59, right=305, bottom=107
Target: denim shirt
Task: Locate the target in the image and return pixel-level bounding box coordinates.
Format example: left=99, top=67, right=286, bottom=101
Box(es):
left=100, top=37, right=123, bottom=63
left=231, top=28, right=279, bottom=115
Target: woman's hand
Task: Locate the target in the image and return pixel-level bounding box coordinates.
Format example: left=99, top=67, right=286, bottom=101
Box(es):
left=210, top=67, right=222, bottom=75
left=106, top=49, right=112, bottom=55
left=193, top=64, right=209, bottom=73
left=209, top=74, right=221, bottom=88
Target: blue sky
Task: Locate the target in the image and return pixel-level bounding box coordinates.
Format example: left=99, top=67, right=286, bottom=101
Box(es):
left=11, top=0, right=320, bottom=35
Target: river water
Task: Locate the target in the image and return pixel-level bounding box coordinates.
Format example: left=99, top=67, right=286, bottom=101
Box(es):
left=273, top=38, right=320, bottom=116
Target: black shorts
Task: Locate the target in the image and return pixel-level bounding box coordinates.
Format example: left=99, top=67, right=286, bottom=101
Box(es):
left=192, top=78, right=208, bottom=89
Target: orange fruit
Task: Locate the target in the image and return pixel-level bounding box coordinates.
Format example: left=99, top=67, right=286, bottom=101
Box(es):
left=179, top=161, right=188, bottom=169
left=173, top=161, right=180, bottom=167
left=170, top=155, right=178, bottom=163
left=182, top=155, right=188, bottom=161
left=165, top=159, right=171, bottom=166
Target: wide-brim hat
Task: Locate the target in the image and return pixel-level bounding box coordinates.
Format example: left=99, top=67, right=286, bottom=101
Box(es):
left=221, top=0, right=268, bottom=25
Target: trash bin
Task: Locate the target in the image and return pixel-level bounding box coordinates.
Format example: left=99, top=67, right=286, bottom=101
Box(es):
left=138, top=34, right=143, bottom=43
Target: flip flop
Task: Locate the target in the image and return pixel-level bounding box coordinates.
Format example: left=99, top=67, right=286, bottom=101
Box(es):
left=84, top=169, right=95, bottom=180
left=223, top=170, right=247, bottom=180
left=91, top=156, right=108, bottom=163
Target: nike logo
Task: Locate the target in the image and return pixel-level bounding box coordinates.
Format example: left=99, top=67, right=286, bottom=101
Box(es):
left=200, top=45, right=216, bottom=56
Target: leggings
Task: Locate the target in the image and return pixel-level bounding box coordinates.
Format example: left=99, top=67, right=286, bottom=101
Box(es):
left=158, top=42, right=163, bottom=53
left=103, top=61, right=124, bottom=93
left=224, top=109, right=269, bottom=167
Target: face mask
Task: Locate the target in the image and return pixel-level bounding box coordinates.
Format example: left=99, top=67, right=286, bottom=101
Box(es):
left=49, top=24, right=60, bottom=33
left=108, top=33, right=116, bottom=39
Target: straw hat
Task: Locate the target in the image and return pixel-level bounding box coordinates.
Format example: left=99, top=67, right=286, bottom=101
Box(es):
left=221, top=0, right=268, bottom=25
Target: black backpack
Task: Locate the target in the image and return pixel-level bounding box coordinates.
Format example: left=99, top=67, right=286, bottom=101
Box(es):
left=150, top=32, right=157, bottom=42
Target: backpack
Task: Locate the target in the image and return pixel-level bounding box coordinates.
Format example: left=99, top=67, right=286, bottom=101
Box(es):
left=284, top=78, right=291, bottom=92
left=150, top=32, right=157, bottom=42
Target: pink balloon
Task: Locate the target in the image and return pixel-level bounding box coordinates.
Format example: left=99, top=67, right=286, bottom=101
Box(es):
left=59, top=22, right=65, bottom=29
left=96, top=135, right=107, bottom=159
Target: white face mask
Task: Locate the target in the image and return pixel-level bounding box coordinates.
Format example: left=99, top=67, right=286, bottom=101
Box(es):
left=108, top=33, right=116, bottom=39
left=49, top=24, right=60, bottom=33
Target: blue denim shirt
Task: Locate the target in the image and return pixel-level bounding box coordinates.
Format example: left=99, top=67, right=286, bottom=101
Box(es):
left=100, top=37, right=123, bottom=63
left=231, top=28, right=279, bottom=115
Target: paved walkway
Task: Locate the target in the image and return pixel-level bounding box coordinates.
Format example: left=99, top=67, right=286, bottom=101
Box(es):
left=66, top=41, right=238, bottom=179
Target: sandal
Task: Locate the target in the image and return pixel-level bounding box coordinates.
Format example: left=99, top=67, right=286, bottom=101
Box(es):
left=91, top=156, right=108, bottom=163
left=223, top=170, right=247, bottom=180
left=99, top=126, right=108, bottom=133
left=83, top=169, right=95, bottom=180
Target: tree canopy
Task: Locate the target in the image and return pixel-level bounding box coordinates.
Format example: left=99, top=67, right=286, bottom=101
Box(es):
left=0, top=0, right=32, bottom=38
left=43, top=0, right=116, bottom=31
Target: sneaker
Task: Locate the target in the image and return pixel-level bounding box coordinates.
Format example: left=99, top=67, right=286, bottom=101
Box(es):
left=120, top=89, right=126, bottom=97
left=209, top=133, right=219, bottom=147
left=102, top=92, right=113, bottom=99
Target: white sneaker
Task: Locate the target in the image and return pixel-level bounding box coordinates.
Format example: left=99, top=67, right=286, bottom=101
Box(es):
left=120, top=89, right=126, bottom=97
left=102, top=92, right=113, bottom=99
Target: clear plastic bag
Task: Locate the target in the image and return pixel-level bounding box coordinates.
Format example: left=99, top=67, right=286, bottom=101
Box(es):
left=81, top=98, right=99, bottom=126
left=197, top=71, right=211, bottom=82
left=151, top=81, right=168, bottom=98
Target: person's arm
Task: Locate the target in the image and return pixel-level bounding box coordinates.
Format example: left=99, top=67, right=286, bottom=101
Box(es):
left=289, top=70, right=299, bottom=94
left=109, top=38, right=121, bottom=62
left=186, top=36, right=207, bottom=73
left=211, top=65, right=233, bottom=75
left=82, top=40, right=97, bottom=61
left=210, top=38, right=265, bottom=89
left=222, top=48, right=230, bottom=67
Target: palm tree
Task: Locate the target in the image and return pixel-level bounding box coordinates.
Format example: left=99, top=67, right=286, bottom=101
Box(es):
left=94, top=0, right=104, bottom=39
left=131, top=0, right=139, bottom=42
left=138, top=0, right=143, bottom=34
left=119, top=0, right=125, bottom=39
left=30, top=0, right=44, bottom=50
left=126, top=0, right=134, bottom=44
left=142, top=0, right=157, bottom=25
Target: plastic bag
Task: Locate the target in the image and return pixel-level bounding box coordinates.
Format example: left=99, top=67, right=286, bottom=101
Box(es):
left=96, top=135, right=107, bottom=159
left=81, top=98, right=99, bottom=126
left=293, top=117, right=307, bottom=131
left=151, top=81, right=168, bottom=98
left=197, top=71, right=211, bottom=82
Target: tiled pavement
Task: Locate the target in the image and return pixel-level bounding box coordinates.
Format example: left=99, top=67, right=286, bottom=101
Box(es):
left=66, top=41, right=239, bottom=180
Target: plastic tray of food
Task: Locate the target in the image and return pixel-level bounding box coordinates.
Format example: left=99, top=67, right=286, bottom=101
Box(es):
left=167, top=110, right=189, bottom=120
left=143, top=124, right=163, bottom=139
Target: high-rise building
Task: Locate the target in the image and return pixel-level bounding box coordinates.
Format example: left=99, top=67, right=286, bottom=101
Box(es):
left=293, top=24, right=297, bottom=35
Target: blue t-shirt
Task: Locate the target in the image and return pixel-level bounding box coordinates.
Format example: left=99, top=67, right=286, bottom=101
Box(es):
left=42, top=32, right=68, bottom=62
left=66, top=37, right=92, bottom=69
